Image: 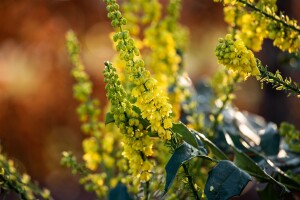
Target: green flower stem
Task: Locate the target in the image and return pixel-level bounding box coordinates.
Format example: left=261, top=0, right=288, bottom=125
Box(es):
left=258, top=62, right=300, bottom=97
left=140, top=152, right=150, bottom=200
left=211, top=73, right=240, bottom=133
left=237, top=0, right=300, bottom=33
left=143, top=181, right=150, bottom=200
left=183, top=163, right=200, bottom=200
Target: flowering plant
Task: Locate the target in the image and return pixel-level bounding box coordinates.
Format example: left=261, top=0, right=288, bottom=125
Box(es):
left=2, top=0, right=299, bottom=199
left=60, top=0, right=300, bottom=199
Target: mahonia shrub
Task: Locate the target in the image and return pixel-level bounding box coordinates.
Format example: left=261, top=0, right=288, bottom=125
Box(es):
left=59, top=0, right=300, bottom=200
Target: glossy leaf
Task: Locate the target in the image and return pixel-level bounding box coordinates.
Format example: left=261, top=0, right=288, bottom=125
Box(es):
left=164, top=142, right=207, bottom=195
left=171, top=122, right=199, bottom=149
left=233, top=147, right=289, bottom=194
left=204, top=160, right=252, bottom=200
left=259, top=123, right=280, bottom=156
left=258, top=183, right=281, bottom=200
left=109, top=182, right=132, bottom=200
left=233, top=147, right=271, bottom=181
left=194, top=130, right=229, bottom=160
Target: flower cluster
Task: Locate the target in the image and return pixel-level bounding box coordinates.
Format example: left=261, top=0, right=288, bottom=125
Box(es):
left=213, top=0, right=254, bottom=5
left=122, top=0, right=161, bottom=36
left=66, top=32, right=105, bottom=171
left=105, top=0, right=174, bottom=141
left=66, top=31, right=103, bottom=171
left=65, top=31, right=126, bottom=197
left=215, top=34, right=259, bottom=79
left=144, top=23, right=181, bottom=94
left=268, top=18, right=300, bottom=53
left=224, top=6, right=269, bottom=51
left=104, top=61, right=154, bottom=181
left=82, top=138, right=101, bottom=170
left=109, top=0, right=162, bottom=85
left=220, top=0, right=300, bottom=52
left=80, top=173, right=108, bottom=197
left=143, top=0, right=188, bottom=120
left=0, top=151, right=52, bottom=200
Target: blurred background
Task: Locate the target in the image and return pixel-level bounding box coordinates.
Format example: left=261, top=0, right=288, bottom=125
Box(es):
left=0, top=0, right=299, bottom=199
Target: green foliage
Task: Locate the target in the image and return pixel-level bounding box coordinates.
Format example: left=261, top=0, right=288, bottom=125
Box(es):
left=62, top=0, right=300, bottom=199
left=164, top=142, right=208, bottom=195
left=204, top=160, right=251, bottom=200
left=0, top=149, right=52, bottom=200
left=233, top=147, right=288, bottom=194
left=108, top=183, right=132, bottom=200
left=171, top=122, right=199, bottom=149
left=60, top=151, right=88, bottom=176
left=279, top=122, right=300, bottom=153
left=194, top=131, right=229, bottom=161
left=2, top=0, right=300, bottom=199
left=63, top=32, right=126, bottom=198
left=258, top=62, right=300, bottom=98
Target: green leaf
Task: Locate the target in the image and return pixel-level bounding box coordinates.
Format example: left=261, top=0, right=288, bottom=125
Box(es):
left=164, top=142, right=208, bottom=195
left=236, top=146, right=300, bottom=191
left=105, top=112, right=115, bottom=125
left=132, top=105, right=141, bottom=114
left=194, top=130, right=229, bottom=160
left=233, top=147, right=289, bottom=194
left=138, top=116, right=151, bottom=131
left=233, top=147, right=271, bottom=181
left=277, top=172, right=300, bottom=191
left=109, top=182, right=132, bottom=200
left=258, top=183, right=281, bottom=200
left=171, top=122, right=199, bottom=149
left=249, top=150, right=300, bottom=191
left=204, top=160, right=252, bottom=200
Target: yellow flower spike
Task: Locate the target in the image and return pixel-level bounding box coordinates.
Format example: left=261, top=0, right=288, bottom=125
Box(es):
left=104, top=61, right=154, bottom=182
left=215, top=34, right=260, bottom=79
left=163, top=118, right=173, bottom=129
left=105, top=0, right=180, bottom=143
left=140, top=171, right=151, bottom=182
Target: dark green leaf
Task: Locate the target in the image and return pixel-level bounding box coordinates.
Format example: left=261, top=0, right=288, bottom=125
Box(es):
left=238, top=147, right=300, bottom=191
left=195, top=131, right=229, bottom=160
left=259, top=123, right=280, bottom=156
left=233, top=147, right=271, bottom=181
left=105, top=112, right=115, bottom=125
left=204, top=160, right=252, bottom=200
left=233, top=147, right=289, bottom=194
left=233, top=147, right=270, bottom=181
left=277, top=172, right=300, bottom=191
left=171, top=122, right=199, bottom=149
left=253, top=153, right=300, bottom=191
left=258, top=183, right=282, bottom=200
left=132, top=105, right=141, bottom=114
left=164, top=142, right=208, bottom=194
left=109, top=182, right=132, bottom=200
left=138, top=117, right=151, bottom=131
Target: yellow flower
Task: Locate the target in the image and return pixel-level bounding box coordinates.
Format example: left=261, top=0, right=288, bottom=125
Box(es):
left=215, top=34, right=260, bottom=79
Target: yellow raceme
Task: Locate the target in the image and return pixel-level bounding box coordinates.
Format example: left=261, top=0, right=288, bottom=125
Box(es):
left=215, top=34, right=260, bottom=79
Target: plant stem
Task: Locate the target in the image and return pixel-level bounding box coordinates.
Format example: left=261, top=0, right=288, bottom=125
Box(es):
left=211, top=74, right=240, bottom=133
left=258, top=63, right=300, bottom=96
left=237, top=0, right=300, bottom=33
left=182, top=163, right=200, bottom=200
left=144, top=181, right=150, bottom=200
